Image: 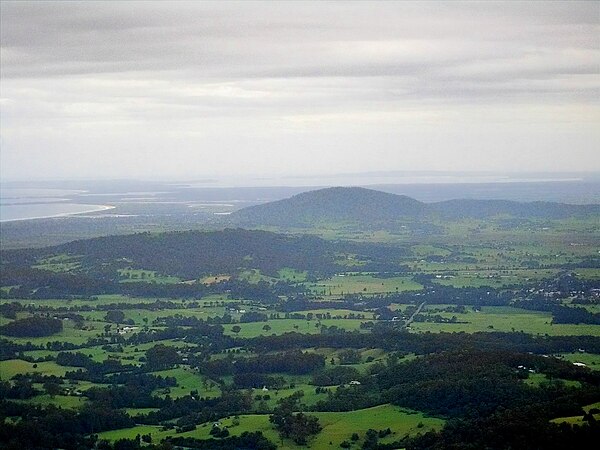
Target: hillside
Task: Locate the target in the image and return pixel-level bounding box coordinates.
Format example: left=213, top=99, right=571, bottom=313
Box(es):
left=1, top=229, right=339, bottom=280
left=231, top=187, right=600, bottom=227
left=231, top=187, right=427, bottom=226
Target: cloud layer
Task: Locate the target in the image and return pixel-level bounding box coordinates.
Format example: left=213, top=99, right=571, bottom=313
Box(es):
left=1, top=1, right=598, bottom=180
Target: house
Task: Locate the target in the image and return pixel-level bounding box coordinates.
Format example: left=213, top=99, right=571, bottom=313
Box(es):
left=349, top=380, right=361, bottom=385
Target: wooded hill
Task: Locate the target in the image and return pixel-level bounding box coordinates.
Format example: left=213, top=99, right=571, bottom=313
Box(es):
left=231, top=186, right=599, bottom=227
left=1, top=229, right=340, bottom=280
left=0, top=228, right=404, bottom=281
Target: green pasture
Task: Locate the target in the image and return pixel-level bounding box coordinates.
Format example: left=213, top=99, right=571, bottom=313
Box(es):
left=83, top=308, right=206, bottom=326
left=118, top=269, right=180, bottom=284
left=0, top=359, right=78, bottom=379
left=1, top=317, right=110, bottom=346
left=551, top=401, right=600, bottom=426
left=0, top=295, right=181, bottom=308
left=558, top=352, right=600, bottom=369
left=277, top=268, right=309, bottom=282
left=409, top=306, right=600, bottom=336
left=238, top=269, right=275, bottom=284
left=250, top=384, right=331, bottom=410
left=124, top=407, right=160, bottom=417
left=151, top=367, right=220, bottom=399
left=430, top=269, right=558, bottom=288
left=223, top=318, right=367, bottom=338
left=524, top=373, right=580, bottom=388
left=97, top=404, right=444, bottom=448
left=32, top=254, right=81, bottom=273
left=411, top=245, right=451, bottom=257
left=15, top=394, right=87, bottom=409
left=200, top=274, right=231, bottom=284
left=574, top=268, right=600, bottom=280
left=307, top=274, right=423, bottom=296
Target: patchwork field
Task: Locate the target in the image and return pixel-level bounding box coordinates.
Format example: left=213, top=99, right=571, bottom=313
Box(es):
left=97, top=404, right=444, bottom=448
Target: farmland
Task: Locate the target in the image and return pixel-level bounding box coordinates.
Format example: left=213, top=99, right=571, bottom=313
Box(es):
left=1, top=190, right=599, bottom=449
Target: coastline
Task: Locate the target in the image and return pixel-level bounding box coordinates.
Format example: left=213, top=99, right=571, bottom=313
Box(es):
left=0, top=204, right=116, bottom=223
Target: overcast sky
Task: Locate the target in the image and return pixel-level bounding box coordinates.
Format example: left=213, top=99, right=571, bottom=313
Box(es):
left=1, top=1, right=599, bottom=181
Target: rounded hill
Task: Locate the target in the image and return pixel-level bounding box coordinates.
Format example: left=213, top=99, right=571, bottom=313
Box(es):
left=231, top=187, right=427, bottom=226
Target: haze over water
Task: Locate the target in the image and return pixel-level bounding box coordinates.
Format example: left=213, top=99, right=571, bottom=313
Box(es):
left=1, top=172, right=598, bottom=222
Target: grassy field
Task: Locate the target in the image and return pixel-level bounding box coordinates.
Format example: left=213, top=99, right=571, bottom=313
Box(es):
left=150, top=367, right=221, bottom=399
left=32, top=254, right=81, bottom=272
left=0, top=359, right=77, bottom=379
left=307, top=274, right=423, bottom=296
left=15, top=394, right=88, bottom=409
left=124, top=407, right=160, bottom=416
left=118, top=269, right=181, bottom=284
left=97, top=404, right=444, bottom=448
left=409, top=306, right=600, bottom=336
left=430, top=269, right=558, bottom=288
left=224, top=318, right=367, bottom=338
left=2, top=318, right=110, bottom=346
left=524, top=373, right=581, bottom=388
left=0, top=294, right=182, bottom=308
left=200, top=274, right=231, bottom=284
left=558, top=352, right=600, bottom=370
left=551, top=401, right=600, bottom=425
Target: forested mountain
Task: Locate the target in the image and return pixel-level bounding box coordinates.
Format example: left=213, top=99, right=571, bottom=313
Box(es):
left=231, top=187, right=427, bottom=226
left=1, top=229, right=341, bottom=280
left=231, top=187, right=599, bottom=226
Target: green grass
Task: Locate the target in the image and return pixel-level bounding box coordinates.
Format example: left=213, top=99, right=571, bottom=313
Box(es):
left=224, top=318, right=367, bottom=338
left=32, top=254, right=81, bottom=272
left=2, top=317, right=109, bottom=346
left=411, top=245, right=451, bottom=257
left=251, top=384, right=331, bottom=410
left=558, top=352, right=600, bottom=369
left=307, top=274, right=422, bottom=297
left=409, top=306, right=600, bottom=336
left=429, top=269, right=558, bottom=289
left=200, top=274, right=231, bottom=284
left=151, top=367, right=220, bottom=399
left=83, top=308, right=209, bottom=326
left=97, top=425, right=168, bottom=442
left=238, top=269, right=275, bottom=284
left=15, top=394, right=87, bottom=409
left=118, top=269, right=181, bottom=284
left=0, top=360, right=77, bottom=379
left=524, top=373, right=580, bottom=388
left=0, top=295, right=186, bottom=308
left=97, top=404, right=444, bottom=448
left=311, top=404, right=444, bottom=448
left=551, top=401, right=600, bottom=425
left=124, top=407, right=160, bottom=416
left=574, top=268, right=600, bottom=280
left=277, top=268, right=309, bottom=282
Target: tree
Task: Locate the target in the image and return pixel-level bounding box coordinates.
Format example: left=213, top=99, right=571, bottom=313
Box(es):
left=43, top=381, right=62, bottom=397
left=270, top=402, right=322, bottom=445
left=262, top=324, right=272, bottom=332
left=145, top=344, right=181, bottom=370
left=0, top=316, right=63, bottom=337
left=232, top=325, right=242, bottom=335
left=105, top=310, right=125, bottom=324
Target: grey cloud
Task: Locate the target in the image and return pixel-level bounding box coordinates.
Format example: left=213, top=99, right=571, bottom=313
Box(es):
left=1, top=1, right=598, bottom=180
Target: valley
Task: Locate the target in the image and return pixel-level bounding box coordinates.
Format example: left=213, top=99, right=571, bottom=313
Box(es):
left=1, top=187, right=599, bottom=449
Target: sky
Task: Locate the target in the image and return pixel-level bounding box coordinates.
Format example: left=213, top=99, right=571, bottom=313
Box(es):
left=1, top=1, right=599, bottom=181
